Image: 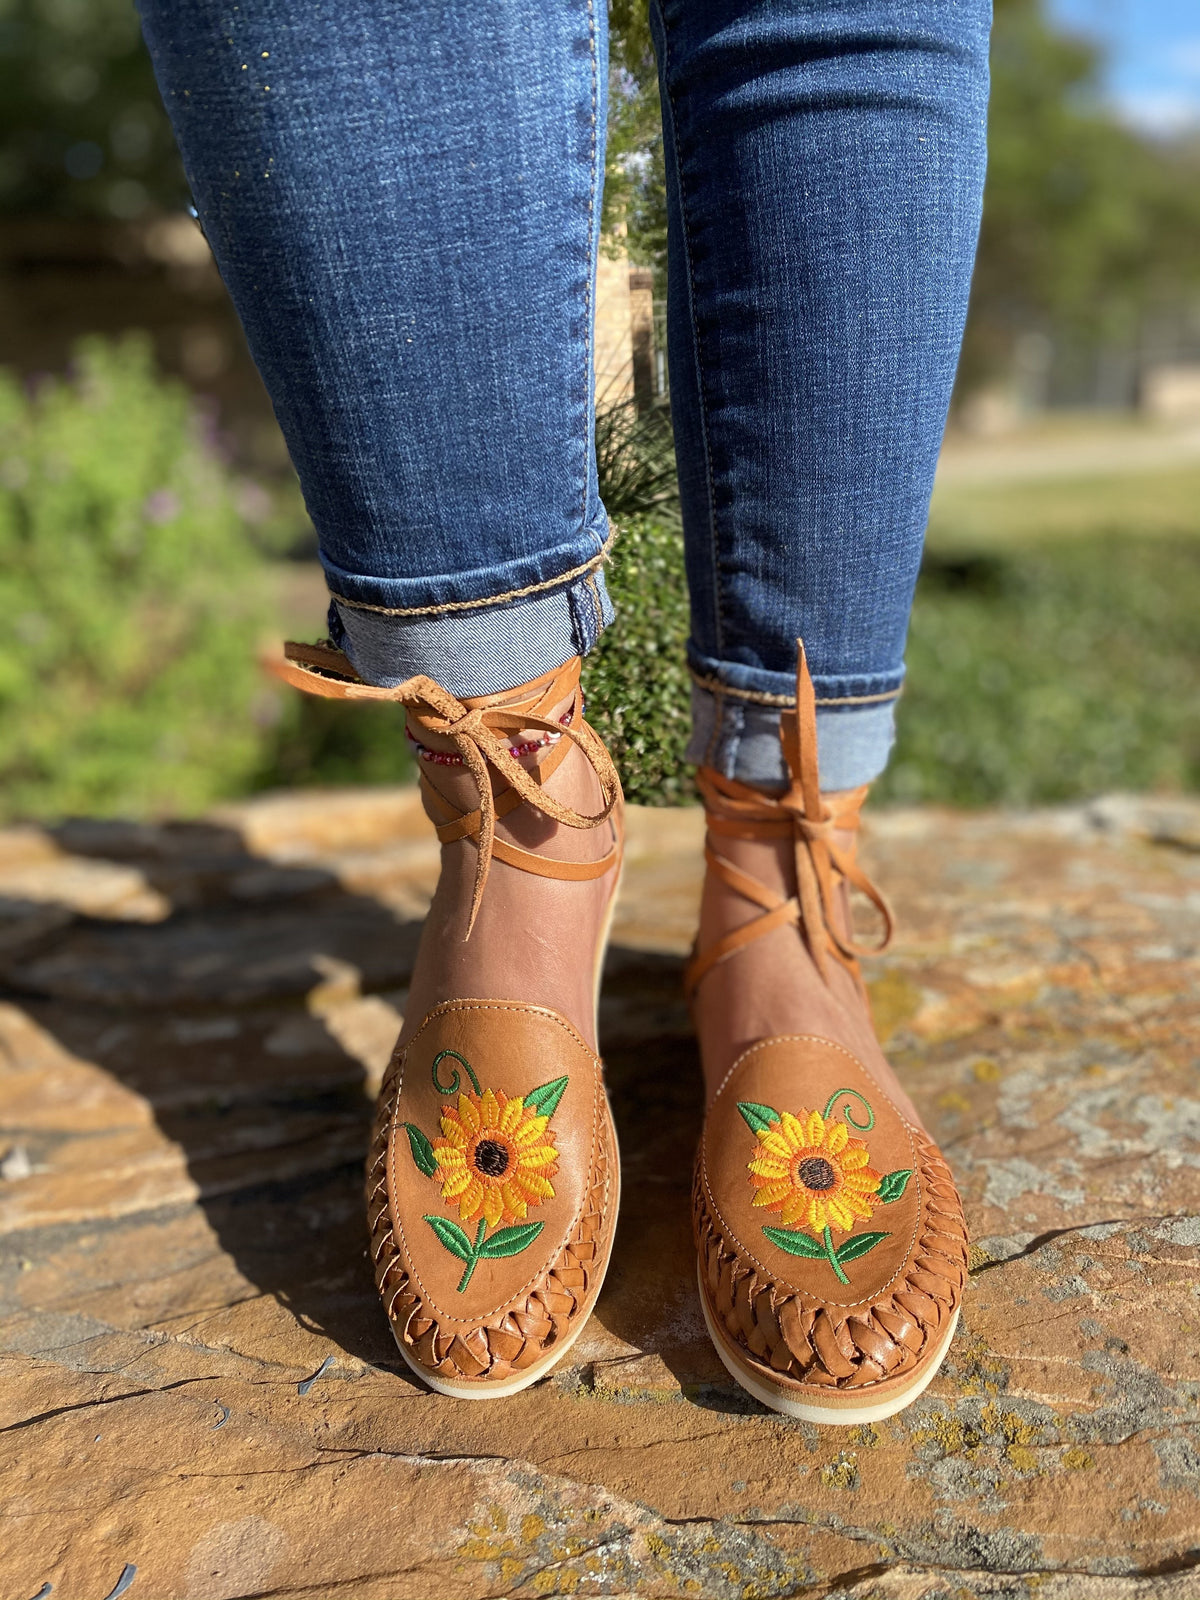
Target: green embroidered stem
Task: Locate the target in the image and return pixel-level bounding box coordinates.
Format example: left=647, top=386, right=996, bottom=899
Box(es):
left=456, top=1218, right=488, bottom=1292
left=432, top=1048, right=481, bottom=1097
left=823, top=1224, right=851, bottom=1285
left=822, top=1086, right=875, bottom=1131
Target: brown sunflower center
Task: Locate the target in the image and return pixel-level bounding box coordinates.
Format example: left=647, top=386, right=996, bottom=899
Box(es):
left=796, top=1155, right=837, bottom=1192
left=473, top=1138, right=510, bottom=1178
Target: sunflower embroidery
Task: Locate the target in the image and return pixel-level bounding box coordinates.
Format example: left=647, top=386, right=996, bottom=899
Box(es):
left=432, top=1086, right=559, bottom=1227
left=738, top=1089, right=913, bottom=1284
left=403, top=1049, right=568, bottom=1292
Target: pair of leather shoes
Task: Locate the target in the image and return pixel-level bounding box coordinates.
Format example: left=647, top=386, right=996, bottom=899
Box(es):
left=270, top=640, right=967, bottom=1421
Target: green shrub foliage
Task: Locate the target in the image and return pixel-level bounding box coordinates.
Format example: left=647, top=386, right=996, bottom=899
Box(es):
left=0, top=334, right=269, bottom=819
left=583, top=515, right=695, bottom=806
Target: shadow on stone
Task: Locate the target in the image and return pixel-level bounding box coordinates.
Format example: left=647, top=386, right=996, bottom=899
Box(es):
left=2, top=816, right=421, bottom=1372
left=0, top=812, right=719, bottom=1392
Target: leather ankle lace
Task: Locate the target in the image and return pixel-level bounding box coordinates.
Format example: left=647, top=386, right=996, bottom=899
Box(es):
left=268, top=643, right=620, bottom=937
left=686, top=639, right=893, bottom=998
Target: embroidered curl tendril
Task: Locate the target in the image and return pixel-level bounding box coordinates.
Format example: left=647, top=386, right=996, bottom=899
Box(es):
left=821, top=1086, right=875, bottom=1131
left=432, top=1048, right=481, bottom=1097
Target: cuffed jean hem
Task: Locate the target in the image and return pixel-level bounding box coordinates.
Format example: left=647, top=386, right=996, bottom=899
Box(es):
left=328, top=567, right=615, bottom=697
left=320, top=524, right=613, bottom=616
left=686, top=660, right=901, bottom=791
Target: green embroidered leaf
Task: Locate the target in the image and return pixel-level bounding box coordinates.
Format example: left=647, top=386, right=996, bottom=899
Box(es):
left=762, top=1225, right=826, bottom=1258
left=525, top=1076, right=568, bottom=1118
left=404, top=1122, right=437, bottom=1178
left=834, top=1230, right=890, bottom=1265
left=877, top=1168, right=913, bottom=1204
left=423, top=1215, right=473, bottom=1261
left=477, top=1221, right=545, bottom=1259
left=737, top=1101, right=782, bottom=1136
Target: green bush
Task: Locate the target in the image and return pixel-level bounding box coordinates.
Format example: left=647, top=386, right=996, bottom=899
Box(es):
left=583, top=514, right=694, bottom=805
left=0, top=333, right=271, bottom=819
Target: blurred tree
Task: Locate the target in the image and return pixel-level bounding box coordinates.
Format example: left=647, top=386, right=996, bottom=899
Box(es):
left=0, top=0, right=185, bottom=219
left=962, top=0, right=1200, bottom=389
left=603, top=0, right=666, bottom=275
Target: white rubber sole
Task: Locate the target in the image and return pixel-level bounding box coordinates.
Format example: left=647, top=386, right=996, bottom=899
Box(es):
left=394, top=842, right=625, bottom=1401
left=697, top=1261, right=961, bottom=1425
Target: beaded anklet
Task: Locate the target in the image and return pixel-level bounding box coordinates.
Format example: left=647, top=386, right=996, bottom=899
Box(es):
left=405, top=701, right=578, bottom=768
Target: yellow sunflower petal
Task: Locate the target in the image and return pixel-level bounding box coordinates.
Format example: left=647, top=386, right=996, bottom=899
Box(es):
left=501, top=1183, right=527, bottom=1220
left=758, top=1128, right=793, bottom=1158
left=498, top=1095, right=524, bottom=1133
left=827, top=1198, right=855, bottom=1232
left=479, top=1088, right=500, bottom=1130
left=433, top=1145, right=466, bottom=1170
left=778, top=1111, right=807, bottom=1152
left=513, top=1112, right=550, bottom=1147
left=842, top=1166, right=877, bottom=1189
left=457, top=1093, right=481, bottom=1135
left=844, top=1191, right=875, bottom=1218
left=804, top=1109, right=826, bottom=1148
left=516, top=1143, right=558, bottom=1171
left=825, top=1120, right=849, bottom=1155
left=748, top=1153, right=789, bottom=1178
left=841, top=1145, right=870, bottom=1169
left=806, top=1195, right=828, bottom=1232
left=752, top=1181, right=792, bottom=1208
left=438, top=1114, right=468, bottom=1147
left=780, top=1192, right=806, bottom=1226
left=481, top=1185, right=504, bottom=1227
left=515, top=1172, right=555, bottom=1199
left=438, top=1167, right=472, bottom=1199
left=458, top=1177, right=483, bottom=1222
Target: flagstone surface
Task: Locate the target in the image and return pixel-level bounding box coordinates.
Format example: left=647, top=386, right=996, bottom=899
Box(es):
left=2, top=787, right=1199, bottom=1600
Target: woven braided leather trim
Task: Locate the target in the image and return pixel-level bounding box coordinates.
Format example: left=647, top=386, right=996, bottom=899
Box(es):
left=366, top=1054, right=612, bottom=1384
left=693, top=1127, right=968, bottom=1392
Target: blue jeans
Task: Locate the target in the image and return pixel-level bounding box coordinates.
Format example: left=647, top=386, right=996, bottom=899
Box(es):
left=139, top=0, right=990, bottom=789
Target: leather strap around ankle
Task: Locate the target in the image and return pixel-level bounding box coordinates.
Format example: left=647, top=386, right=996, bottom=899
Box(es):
left=267, top=643, right=620, bottom=935
left=685, top=640, right=893, bottom=999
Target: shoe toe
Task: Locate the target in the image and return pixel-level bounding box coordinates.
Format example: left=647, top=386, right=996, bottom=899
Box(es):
left=367, top=999, right=616, bottom=1395
left=694, top=1035, right=968, bottom=1410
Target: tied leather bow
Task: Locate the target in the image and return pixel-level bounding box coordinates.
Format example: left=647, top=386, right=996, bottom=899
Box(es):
left=686, top=640, right=894, bottom=997
left=267, top=643, right=620, bottom=937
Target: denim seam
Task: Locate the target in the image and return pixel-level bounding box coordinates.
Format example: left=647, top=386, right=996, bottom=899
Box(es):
left=703, top=681, right=724, bottom=767
left=689, top=666, right=902, bottom=709
left=655, top=0, right=724, bottom=658
left=584, top=571, right=604, bottom=632
left=328, top=529, right=615, bottom=617
left=582, top=0, right=599, bottom=542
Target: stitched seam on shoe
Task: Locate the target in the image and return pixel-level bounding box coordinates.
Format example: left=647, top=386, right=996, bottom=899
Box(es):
left=701, top=1035, right=922, bottom=1312
left=389, top=1000, right=602, bottom=1324
left=689, top=666, right=903, bottom=709
left=330, top=530, right=615, bottom=617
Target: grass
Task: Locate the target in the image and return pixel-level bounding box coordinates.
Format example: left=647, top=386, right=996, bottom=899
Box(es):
left=872, top=459, right=1200, bottom=805
left=927, top=461, right=1200, bottom=547
left=878, top=531, right=1200, bottom=805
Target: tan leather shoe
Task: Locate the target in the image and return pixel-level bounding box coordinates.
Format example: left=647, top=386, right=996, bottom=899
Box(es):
left=687, top=643, right=967, bottom=1424
left=270, top=643, right=622, bottom=1398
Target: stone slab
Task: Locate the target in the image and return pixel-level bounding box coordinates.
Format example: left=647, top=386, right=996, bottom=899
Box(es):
left=1, top=789, right=1199, bottom=1598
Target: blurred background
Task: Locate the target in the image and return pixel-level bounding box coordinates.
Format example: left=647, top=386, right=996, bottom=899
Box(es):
left=0, top=0, right=1198, bottom=819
